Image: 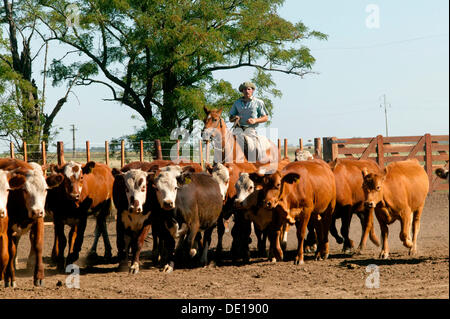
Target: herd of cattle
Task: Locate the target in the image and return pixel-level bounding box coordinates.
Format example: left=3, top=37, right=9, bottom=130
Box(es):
left=0, top=154, right=447, bottom=288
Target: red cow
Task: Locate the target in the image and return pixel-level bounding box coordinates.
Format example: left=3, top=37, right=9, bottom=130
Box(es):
left=261, top=159, right=336, bottom=265
left=46, top=161, right=114, bottom=270
left=329, top=159, right=381, bottom=253
left=0, top=159, right=63, bottom=287
left=362, top=159, right=429, bottom=259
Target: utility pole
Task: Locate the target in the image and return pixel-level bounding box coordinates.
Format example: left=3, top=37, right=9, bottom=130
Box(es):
left=380, top=94, right=391, bottom=136
left=70, top=124, right=77, bottom=157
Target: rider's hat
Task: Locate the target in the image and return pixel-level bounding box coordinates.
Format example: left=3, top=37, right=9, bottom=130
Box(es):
left=239, top=82, right=256, bottom=92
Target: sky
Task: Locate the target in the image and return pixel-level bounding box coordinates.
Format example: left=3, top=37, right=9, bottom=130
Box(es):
left=1, top=0, right=449, bottom=151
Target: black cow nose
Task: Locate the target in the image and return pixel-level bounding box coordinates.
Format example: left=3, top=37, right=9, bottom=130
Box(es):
left=163, top=201, right=174, bottom=209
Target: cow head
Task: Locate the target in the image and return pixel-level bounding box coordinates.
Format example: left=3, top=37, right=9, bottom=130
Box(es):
left=209, top=163, right=230, bottom=201
left=435, top=168, right=449, bottom=182
left=153, top=165, right=195, bottom=210
left=234, top=172, right=264, bottom=209
left=0, top=170, right=27, bottom=218
left=50, top=161, right=95, bottom=204
left=361, top=167, right=386, bottom=208
left=262, top=171, right=300, bottom=210
left=11, top=166, right=63, bottom=219
left=113, top=168, right=151, bottom=214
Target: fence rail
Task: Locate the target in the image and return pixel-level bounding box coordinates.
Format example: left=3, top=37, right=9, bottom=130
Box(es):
left=2, top=134, right=448, bottom=193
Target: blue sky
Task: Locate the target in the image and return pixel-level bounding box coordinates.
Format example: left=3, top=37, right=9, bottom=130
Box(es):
left=2, top=0, right=449, bottom=151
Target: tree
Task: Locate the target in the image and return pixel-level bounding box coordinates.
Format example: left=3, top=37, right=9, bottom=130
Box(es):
left=0, top=0, right=77, bottom=160
left=38, top=0, right=327, bottom=143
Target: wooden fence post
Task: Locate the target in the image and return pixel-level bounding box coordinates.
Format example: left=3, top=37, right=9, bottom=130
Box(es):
left=284, top=139, right=288, bottom=158
left=41, top=141, right=47, bottom=170
left=140, top=140, right=144, bottom=162
left=425, top=133, right=433, bottom=184
left=299, top=138, right=303, bottom=151
left=105, top=141, right=110, bottom=167
left=23, top=141, right=27, bottom=162
left=121, top=140, right=125, bottom=168
left=205, top=140, right=210, bottom=164
left=277, top=139, right=281, bottom=156
left=177, top=140, right=180, bottom=161
left=154, top=139, right=163, bottom=160
left=376, top=135, right=384, bottom=168
left=10, top=142, right=14, bottom=159
left=199, top=140, right=203, bottom=166
left=86, top=141, right=91, bottom=162
left=314, top=138, right=322, bottom=159
left=57, top=141, right=65, bottom=166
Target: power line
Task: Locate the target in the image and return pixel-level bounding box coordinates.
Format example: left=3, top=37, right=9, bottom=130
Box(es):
left=380, top=94, right=391, bottom=136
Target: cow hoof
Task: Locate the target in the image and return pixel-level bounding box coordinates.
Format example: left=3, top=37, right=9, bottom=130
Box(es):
left=189, top=249, right=197, bottom=258
left=270, top=257, right=277, bottom=263
left=379, top=251, right=389, bottom=259
left=34, top=279, right=44, bottom=287
left=335, top=237, right=344, bottom=244
left=129, top=262, right=139, bottom=275
left=5, top=281, right=17, bottom=288
left=294, top=259, right=304, bottom=266
left=163, top=264, right=174, bottom=273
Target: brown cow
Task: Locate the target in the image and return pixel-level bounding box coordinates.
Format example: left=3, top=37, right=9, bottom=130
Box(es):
left=362, top=159, right=429, bottom=259
left=329, top=159, right=381, bottom=253
left=261, top=159, right=336, bottom=265
left=46, top=161, right=114, bottom=270
left=0, top=159, right=63, bottom=287
left=0, top=168, right=26, bottom=286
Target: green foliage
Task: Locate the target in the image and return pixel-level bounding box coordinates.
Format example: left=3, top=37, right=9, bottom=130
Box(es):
left=36, top=0, right=326, bottom=141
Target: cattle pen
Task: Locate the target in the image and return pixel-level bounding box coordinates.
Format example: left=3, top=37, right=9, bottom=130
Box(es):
left=3, top=133, right=448, bottom=194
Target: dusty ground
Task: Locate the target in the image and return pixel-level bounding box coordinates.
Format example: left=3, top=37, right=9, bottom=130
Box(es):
left=1, top=193, right=448, bottom=299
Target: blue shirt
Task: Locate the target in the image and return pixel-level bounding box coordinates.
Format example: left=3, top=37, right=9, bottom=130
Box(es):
left=229, top=97, right=268, bottom=129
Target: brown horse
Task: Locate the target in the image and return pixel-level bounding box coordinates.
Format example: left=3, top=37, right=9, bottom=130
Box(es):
left=202, top=107, right=280, bottom=166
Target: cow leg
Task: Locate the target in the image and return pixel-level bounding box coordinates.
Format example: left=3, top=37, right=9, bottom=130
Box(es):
left=318, top=206, right=333, bottom=260
left=339, top=205, right=354, bottom=253
left=304, top=222, right=317, bottom=253
left=410, top=205, right=424, bottom=256
left=0, top=230, right=8, bottom=285
left=280, top=223, right=290, bottom=253
left=51, top=225, right=59, bottom=263
left=268, top=228, right=283, bottom=263
left=399, top=208, right=413, bottom=250
left=200, top=228, right=214, bottom=266
left=215, top=214, right=225, bottom=261
left=356, top=207, right=379, bottom=254
left=54, top=221, right=67, bottom=272
left=375, top=208, right=390, bottom=259
left=88, top=220, right=101, bottom=259
left=254, top=226, right=267, bottom=258
left=27, top=230, right=36, bottom=270
left=329, top=213, right=343, bottom=245
left=5, top=235, right=18, bottom=287
left=31, top=219, right=45, bottom=287
left=67, top=217, right=87, bottom=266
left=295, top=211, right=311, bottom=265
left=130, top=224, right=151, bottom=274
left=116, top=213, right=129, bottom=271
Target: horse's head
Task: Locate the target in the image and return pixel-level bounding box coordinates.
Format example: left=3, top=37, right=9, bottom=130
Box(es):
left=202, top=106, right=225, bottom=140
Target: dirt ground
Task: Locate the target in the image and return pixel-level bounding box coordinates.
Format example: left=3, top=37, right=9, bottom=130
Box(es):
left=1, top=192, right=448, bottom=299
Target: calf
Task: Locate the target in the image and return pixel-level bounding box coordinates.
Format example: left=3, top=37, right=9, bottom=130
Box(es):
left=261, top=160, right=336, bottom=265
left=330, top=159, right=381, bottom=253
left=0, top=159, right=63, bottom=287
left=362, top=159, right=429, bottom=259
left=46, top=161, right=114, bottom=270
left=153, top=166, right=224, bottom=272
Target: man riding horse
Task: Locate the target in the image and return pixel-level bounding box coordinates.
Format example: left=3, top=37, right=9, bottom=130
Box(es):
left=202, top=81, right=279, bottom=165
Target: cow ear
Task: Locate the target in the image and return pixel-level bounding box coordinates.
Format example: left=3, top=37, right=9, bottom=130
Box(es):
left=205, top=163, right=213, bottom=174
left=82, top=161, right=96, bottom=175
left=49, top=163, right=60, bottom=174
left=182, top=165, right=196, bottom=175
left=282, top=173, right=300, bottom=184
left=361, top=167, right=369, bottom=179
left=147, top=172, right=156, bottom=185
left=147, top=165, right=159, bottom=173
left=203, top=106, right=209, bottom=115
left=8, top=174, right=26, bottom=190
left=249, top=172, right=263, bottom=184
left=111, top=168, right=122, bottom=178
left=46, top=173, right=64, bottom=189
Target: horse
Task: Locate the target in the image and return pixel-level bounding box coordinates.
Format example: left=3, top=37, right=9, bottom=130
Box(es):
left=201, top=107, right=280, bottom=165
